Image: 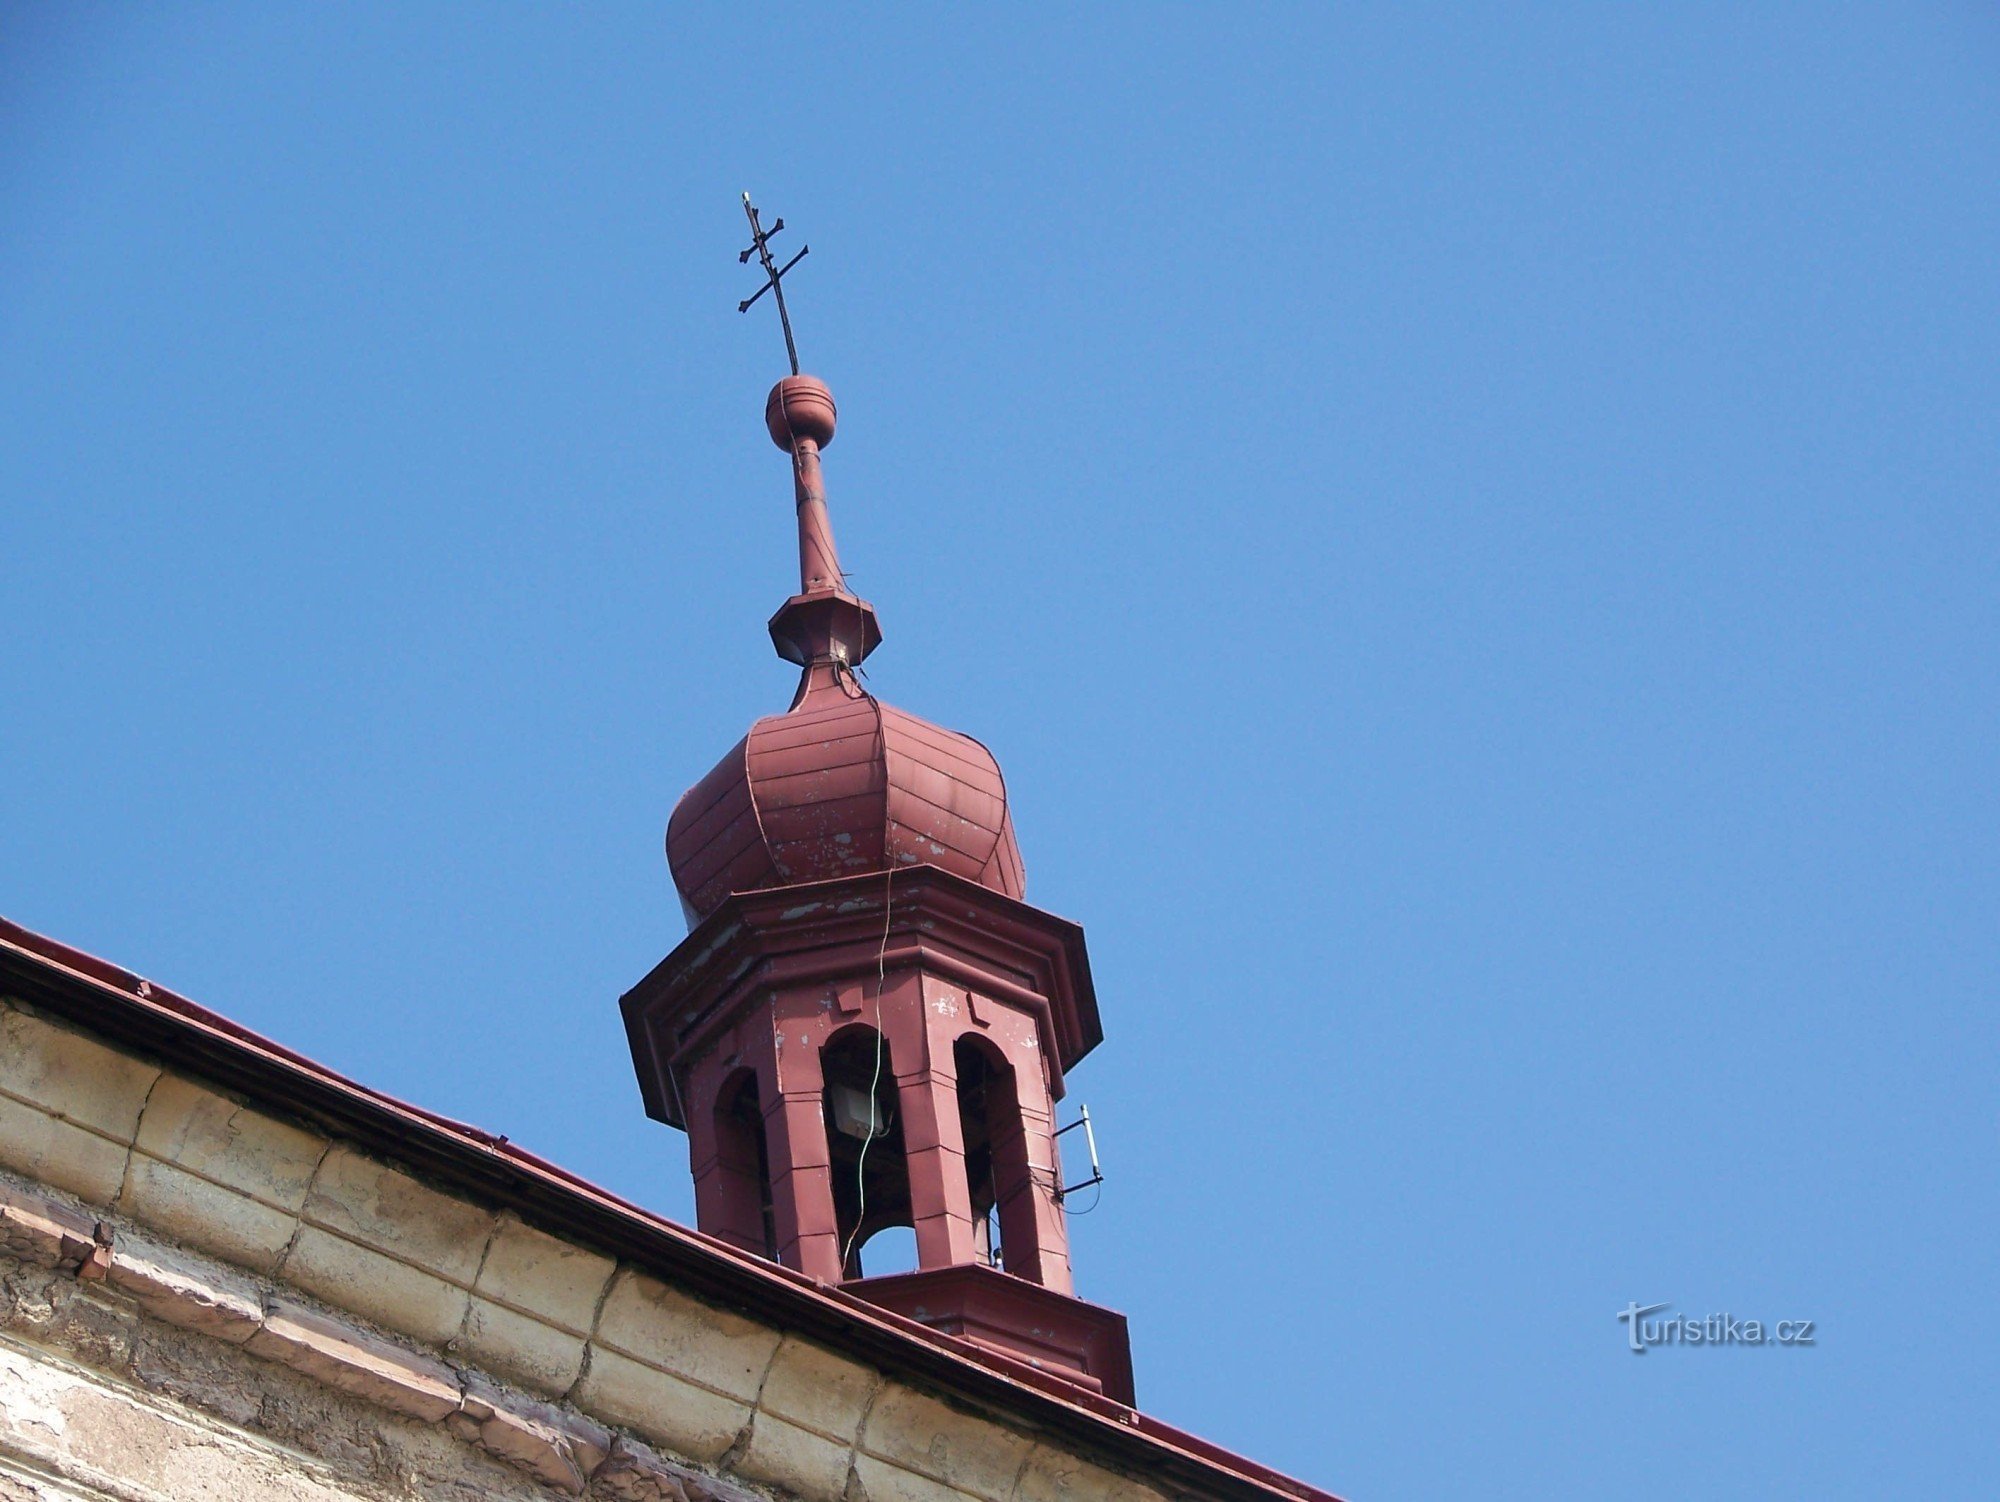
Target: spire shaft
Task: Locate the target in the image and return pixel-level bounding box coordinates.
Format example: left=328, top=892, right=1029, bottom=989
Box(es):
left=790, top=437, right=844, bottom=594
left=763, top=376, right=882, bottom=670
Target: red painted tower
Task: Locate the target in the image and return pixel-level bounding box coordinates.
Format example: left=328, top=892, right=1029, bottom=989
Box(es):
left=621, top=366, right=1132, bottom=1404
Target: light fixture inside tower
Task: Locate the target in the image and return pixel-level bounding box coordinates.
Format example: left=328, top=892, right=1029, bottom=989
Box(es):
left=828, top=1082, right=890, bottom=1143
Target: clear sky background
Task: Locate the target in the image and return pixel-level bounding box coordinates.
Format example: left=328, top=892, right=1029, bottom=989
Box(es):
left=3, top=6, right=1995, bottom=1498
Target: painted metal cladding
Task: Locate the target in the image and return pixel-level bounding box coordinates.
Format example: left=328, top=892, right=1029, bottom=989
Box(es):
left=666, top=674, right=1026, bottom=923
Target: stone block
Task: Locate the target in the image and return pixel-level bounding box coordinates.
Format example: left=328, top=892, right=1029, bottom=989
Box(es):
left=473, top=1213, right=615, bottom=1334
left=0, top=1177, right=98, bottom=1268
left=757, top=1334, right=880, bottom=1444
left=0, top=1339, right=373, bottom=1502
left=593, top=1439, right=760, bottom=1502
left=302, top=1145, right=496, bottom=1285
left=458, top=1295, right=587, bottom=1395
left=0, top=1091, right=132, bottom=1206
left=0, top=1004, right=159, bottom=1141
left=735, top=1412, right=856, bottom=1502
left=132, top=1074, right=326, bottom=1212
left=247, top=1297, right=462, bottom=1423
left=457, top=1374, right=611, bottom=1495
left=106, top=1229, right=263, bottom=1343
left=589, top=1437, right=697, bottom=1502
left=118, top=1154, right=300, bottom=1272
left=851, top=1453, right=976, bottom=1502
left=859, top=1385, right=1032, bottom=1500
left=572, top=1344, right=752, bottom=1465
left=593, top=1268, right=780, bottom=1403
left=283, top=1225, right=471, bottom=1348
left=1013, top=1445, right=1167, bottom=1502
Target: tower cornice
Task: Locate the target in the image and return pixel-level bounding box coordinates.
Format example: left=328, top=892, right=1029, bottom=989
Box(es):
left=621, top=864, right=1100, bottom=1129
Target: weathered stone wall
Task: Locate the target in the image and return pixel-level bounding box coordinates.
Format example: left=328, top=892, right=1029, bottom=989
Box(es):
left=1, top=1250, right=558, bottom=1501
left=0, top=996, right=1166, bottom=1502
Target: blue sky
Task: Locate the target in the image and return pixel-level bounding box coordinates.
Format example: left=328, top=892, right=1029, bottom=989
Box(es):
left=3, top=6, right=1995, bottom=1497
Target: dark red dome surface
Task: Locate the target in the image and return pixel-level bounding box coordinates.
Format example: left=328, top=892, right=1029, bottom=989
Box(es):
left=668, top=666, right=1024, bottom=925
left=667, top=374, right=1025, bottom=926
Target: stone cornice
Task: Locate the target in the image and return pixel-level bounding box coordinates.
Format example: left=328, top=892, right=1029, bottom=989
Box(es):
left=621, top=865, right=1103, bottom=1128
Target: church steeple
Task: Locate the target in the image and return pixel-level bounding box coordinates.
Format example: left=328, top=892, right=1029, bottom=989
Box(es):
left=620, top=207, right=1132, bottom=1405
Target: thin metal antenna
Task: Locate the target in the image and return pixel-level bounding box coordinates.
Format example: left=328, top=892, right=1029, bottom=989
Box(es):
left=1054, top=1104, right=1105, bottom=1201
left=738, top=192, right=808, bottom=376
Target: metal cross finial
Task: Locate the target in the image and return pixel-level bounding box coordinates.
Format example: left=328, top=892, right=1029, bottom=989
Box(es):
left=738, top=192, right=808, bottom=376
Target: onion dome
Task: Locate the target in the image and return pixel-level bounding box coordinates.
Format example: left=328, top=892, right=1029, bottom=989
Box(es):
left=667, top=377, right=1025, bottom=926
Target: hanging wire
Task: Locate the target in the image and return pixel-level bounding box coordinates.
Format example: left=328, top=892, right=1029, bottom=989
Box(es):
left=838, top=657, right=894, bottom=1277
left=771, top=377, right=896, bottom=1276
left=840, top=862, right=894, bottom=1275
left=1063, top=1181, right=1106, bottom=1217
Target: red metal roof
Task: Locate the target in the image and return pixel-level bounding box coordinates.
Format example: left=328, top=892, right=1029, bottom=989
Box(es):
left=0, top=912, right=1339, bottom=1502
left=667, top=375, right=1026, bottom=928
left=668, top=662, right=1026, bottom=923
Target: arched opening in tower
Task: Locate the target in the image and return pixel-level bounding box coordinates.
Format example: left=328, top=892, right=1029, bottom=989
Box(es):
left=710, top=1068, right=777, bottom=1261
left=954, top=1035, right=1039, bottom=1283
left=820, top=1025, right=911, bottom=1278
